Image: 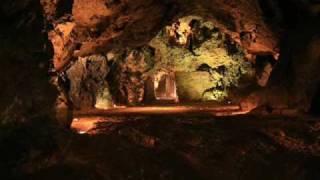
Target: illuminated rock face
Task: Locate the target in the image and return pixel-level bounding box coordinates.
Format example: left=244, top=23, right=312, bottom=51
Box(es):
left=1, top=0, right=320, bottom=123
left=48, top=22, right=76, bottom=71
left=106, top=48, right=155, bottom=105
left=74, top=16, right=253, bottom=105
left=66, top=55, right=111, bottom=110
left=45, top=0, right=281, bottom=73
left=45, top=0, right=319, bottom=111
left=154, top=71, right=178, bottom=102
left=176, top=72, right=217, bottom=101
left=43, top=0, right=281, bottom=106
left=148, top=16, right=254, bottom=102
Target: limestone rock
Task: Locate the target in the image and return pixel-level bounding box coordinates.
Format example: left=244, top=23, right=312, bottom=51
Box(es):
left=66, top=55, right=111, bottom=109
left=115, top=49, right=154, bottom=105
left=49, top=22, right=76, bottom=71
left=47, top=0, right=281, bottom=72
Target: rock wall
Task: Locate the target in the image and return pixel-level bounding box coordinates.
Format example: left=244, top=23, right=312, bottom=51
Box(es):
left=66, top=55, right=111, bottom=110
left=0, top=0, right=319, bottom=124
left=45, top=0, right=282, bottom=73
left=267, top=18, right=320, bottom=112
left=0, top=0, right=57, bottom=124
left=111, top=48, right=155, bottom=105
left=42, top=0, right=319, bottom=112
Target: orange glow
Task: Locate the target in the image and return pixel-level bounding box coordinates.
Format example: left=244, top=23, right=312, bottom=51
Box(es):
left=71, top=117, right=101, bottom=134
left=74, top=105, right=241, bottom=117
left=72, top=105, right=245, bottom=133
left=71, top=117, right=124, bottom=134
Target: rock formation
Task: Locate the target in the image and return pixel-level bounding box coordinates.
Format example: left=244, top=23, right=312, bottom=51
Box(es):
left=46, top=0, right=280, bottom=73
left=0, top=0, right=320, bottom=123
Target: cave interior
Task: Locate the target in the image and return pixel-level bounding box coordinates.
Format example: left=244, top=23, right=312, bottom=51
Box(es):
left=1, top=0, right=320, bottom=179
left=63, top=15, right=257, bottom=109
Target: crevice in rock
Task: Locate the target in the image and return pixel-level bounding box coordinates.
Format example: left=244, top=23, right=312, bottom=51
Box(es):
left=56, top=0, right=74, bottom=19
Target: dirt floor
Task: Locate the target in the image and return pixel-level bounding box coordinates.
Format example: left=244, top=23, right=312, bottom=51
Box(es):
left=3, top=115, right=320, bottom=180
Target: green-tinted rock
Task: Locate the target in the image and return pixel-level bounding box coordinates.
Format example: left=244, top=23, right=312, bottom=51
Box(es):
left=176, top=72, right=226, bottom=101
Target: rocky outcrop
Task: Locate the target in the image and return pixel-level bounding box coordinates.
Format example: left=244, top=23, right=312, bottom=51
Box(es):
left=112, top=48, right=155, bottom=105
left=48, top=22, right=76, bottom=71
left=66, top=55, right=111, bottom=110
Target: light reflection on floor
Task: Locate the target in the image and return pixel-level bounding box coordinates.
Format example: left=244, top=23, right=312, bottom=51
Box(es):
left=71, top=105, right=244, bottom=134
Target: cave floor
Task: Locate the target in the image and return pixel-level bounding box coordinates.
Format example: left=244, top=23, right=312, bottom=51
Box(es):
left=30, top=115, right=320, bottom=180
left=75, top=104, right=241, bottom=117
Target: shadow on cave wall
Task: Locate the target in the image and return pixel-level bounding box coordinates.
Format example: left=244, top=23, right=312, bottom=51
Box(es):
left=0, top=0, right=58, bottom=124
left=268, top=16, right=320, bottom=113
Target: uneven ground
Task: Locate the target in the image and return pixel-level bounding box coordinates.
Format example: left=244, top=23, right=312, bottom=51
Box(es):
left=2, top=115, right=317, bottom=180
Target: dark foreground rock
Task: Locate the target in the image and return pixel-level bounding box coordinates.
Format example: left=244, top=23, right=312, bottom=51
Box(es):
left=1, top=115, right=319, bottom=180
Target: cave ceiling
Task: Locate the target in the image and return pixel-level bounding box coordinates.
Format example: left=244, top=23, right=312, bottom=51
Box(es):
left=43, top=0, right=280, bottom=72
left=1, top=0, right=320, bottom=120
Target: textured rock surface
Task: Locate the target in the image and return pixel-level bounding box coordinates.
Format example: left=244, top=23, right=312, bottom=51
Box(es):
left=47, top=0, right=281, bottom=73
left=176, top=72, right=219, bottom=101
left=149, top=17, right=254, bottom=102
left=1, top=1, right=320, bottom=179
left=0, top=0, right=320, bottom=122
left=113, top=48, right=155, bottom=105
left=41, top=0, right=320, bottom=111
left=66, top=55, right=111, bottom=110
left=49, top=22, right=76, bottom=70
